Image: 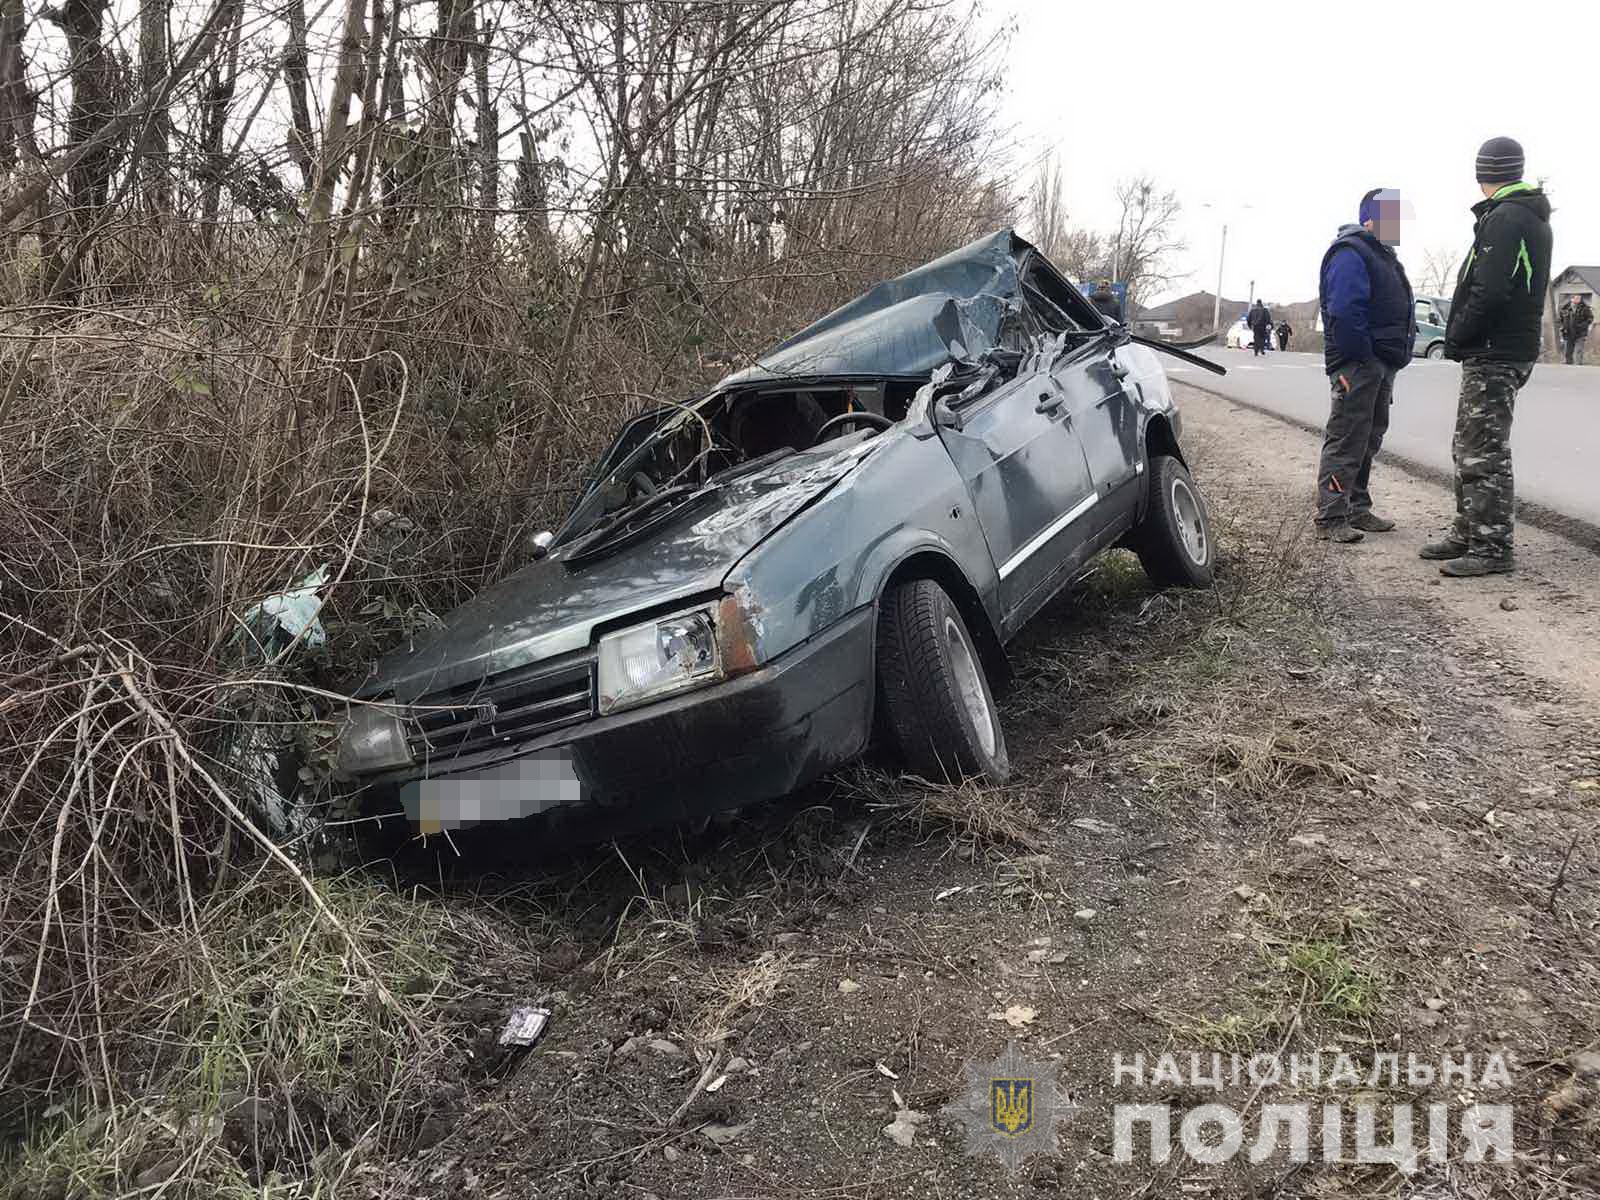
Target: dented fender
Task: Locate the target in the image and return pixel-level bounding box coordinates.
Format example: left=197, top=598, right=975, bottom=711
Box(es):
left=722, top=425, right=1001, bottom=667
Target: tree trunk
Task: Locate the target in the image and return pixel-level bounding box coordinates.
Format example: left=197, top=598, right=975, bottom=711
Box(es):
left=0, top=0, right=37, bottom=268
left=283, top=0, right=315, bottom=190
left=138, top=0, right=170, bottom=210
left=198, top=0, right=243, bottom=237
left=0, top=0, right=34, bottom=173
left=279, top=0, right=367, bottom=385
left=57, top=0, right=115, bottom=221
left=472, top=8, right=497, bottom=251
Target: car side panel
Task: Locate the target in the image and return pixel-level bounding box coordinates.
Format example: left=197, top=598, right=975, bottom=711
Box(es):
left=936, top=368, right=1098, bottom=624
left=722, top=428, right=1002, bottom=663
left=723, top=343, right=1189, bottom=667
left=1054, top=342, right=1141, bottom=535
left=1097, top=342, right=1172, bottom=532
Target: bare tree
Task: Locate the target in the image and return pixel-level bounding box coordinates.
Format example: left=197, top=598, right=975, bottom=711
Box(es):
left=1027, top=152, right=1070, bottom=262
left=1419, top=245, right=1459, bottom=296
left=1108, top=175, right=1185, bottom=309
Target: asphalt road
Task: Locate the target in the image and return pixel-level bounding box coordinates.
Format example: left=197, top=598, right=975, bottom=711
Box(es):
left=1168, top=348, right=1600, bottom=530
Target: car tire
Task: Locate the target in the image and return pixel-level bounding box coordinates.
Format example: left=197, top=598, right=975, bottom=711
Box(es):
left=1426, top=342, right=1445, bottom=359
left=876, top=578, right=1009, bottom=785
left=1133, top=455, right=1215, bottom=588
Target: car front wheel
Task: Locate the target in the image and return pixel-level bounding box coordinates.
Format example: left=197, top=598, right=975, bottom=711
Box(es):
left=1426, top=342, right=1445, bottom=359
left=1133, top=455, right=1215, bottom=588
left=876, top=578, right=1009, bottom=784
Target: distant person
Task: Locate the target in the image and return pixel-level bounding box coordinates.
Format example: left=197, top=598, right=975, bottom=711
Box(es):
left=1247, top=300, right=1273, bottom=356
left=1422, top=137, right=1552, bottom=577
left=1276, top=320, right=1292, bottom=351
left=1315, top=187, right=1414, bottom=544
left=1089, top=279, right=1123, bottom=322
left=1564, top=296, right=1592, bottom=365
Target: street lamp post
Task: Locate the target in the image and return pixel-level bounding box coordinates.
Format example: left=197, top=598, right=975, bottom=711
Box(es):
left=1212, top=224, right=1227, bottom=334
left=1202, top=200, right=1251, bottom=335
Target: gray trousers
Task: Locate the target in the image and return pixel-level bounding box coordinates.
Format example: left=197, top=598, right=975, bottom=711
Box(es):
left=1316, top=359, right=1395, bottom=525
left=1564, top=335, right=1588, bottom=365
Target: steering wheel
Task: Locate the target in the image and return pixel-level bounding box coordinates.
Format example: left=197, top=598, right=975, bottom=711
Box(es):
left=626, top=471, right=658, bottom=500
left=811, top=411, right=892, bottom=446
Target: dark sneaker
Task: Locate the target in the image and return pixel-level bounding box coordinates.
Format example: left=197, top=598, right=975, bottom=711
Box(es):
left=1439, top=554, right=1514, bottom=578
left=1418, top=537, right=1468, bottom=561
left=1315, top=522, right=1364, bottom=544
left=1349, top=511, right=1396, bottom=533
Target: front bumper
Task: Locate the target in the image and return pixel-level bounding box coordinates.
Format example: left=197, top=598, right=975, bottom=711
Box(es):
left=367, top=606, right=876, bottom=831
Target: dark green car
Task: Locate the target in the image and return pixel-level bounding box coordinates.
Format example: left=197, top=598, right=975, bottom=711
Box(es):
left=334, top=232, right=1225, bottom=834
left=1414, top=296, right=1452, bottom=358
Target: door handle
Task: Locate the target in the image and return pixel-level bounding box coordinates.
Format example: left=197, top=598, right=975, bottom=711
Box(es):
left=1035, top=391, right=1064, bottom=414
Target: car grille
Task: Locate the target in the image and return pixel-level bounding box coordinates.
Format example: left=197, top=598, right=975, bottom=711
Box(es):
left=406, top=657, right=595, bottom=763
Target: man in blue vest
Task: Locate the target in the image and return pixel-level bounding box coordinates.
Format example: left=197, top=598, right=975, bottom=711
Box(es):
left=1314, top=188, right=1415, bottom=543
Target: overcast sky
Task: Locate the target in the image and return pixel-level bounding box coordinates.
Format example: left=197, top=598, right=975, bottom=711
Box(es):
left=998, top=0, right=1600, bottom=308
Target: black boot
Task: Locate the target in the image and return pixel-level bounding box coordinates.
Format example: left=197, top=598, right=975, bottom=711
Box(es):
left=1418, top=537, right=1467, bottom=561
left=1439, top=554, right=1514, bottom=577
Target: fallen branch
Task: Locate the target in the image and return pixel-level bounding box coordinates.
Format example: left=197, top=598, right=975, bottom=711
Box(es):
left=1547, top=831, right=1581, bottom=913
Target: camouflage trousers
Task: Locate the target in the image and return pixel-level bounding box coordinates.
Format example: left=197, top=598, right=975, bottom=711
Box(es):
left=1450, top=360, right=1532, bottom=559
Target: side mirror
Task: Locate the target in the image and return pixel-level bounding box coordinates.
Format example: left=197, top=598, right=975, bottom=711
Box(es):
left=530, top=530, right=555, bottom=560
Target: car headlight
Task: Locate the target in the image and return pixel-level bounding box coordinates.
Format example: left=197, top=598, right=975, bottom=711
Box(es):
left=336, top=702, right=415, bottom=776
left=597, top=604, right=730, bottom=715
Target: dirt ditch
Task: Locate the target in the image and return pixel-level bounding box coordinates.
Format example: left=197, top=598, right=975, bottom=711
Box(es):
left=11, top=386, right=1597, bottom=1200
left=357, top=387, right=1600, bottom=1200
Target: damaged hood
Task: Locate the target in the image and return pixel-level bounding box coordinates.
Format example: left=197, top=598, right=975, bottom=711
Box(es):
left=359, top=443, right=875, bottom=701
left=718, top=230, right=1029, bottom=385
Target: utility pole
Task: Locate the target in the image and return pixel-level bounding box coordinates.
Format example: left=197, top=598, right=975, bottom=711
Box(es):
left=1212, top=223, right=1228, bottom=333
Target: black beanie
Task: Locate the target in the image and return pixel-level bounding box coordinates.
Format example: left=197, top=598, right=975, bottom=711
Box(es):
left=1476, top=137, right=1524, bottom=185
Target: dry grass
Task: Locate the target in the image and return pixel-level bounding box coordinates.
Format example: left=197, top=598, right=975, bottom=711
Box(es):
left=844, top=768, right=1046, bottom=854
left=0, top=874, right=489, bottom=1199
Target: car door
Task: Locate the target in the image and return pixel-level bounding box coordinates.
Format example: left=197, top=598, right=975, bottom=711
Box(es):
left=937, top=364, right=1098, bottom=624
left=1053, top=338, right=1140, bottom=531
left=1413, top=299, right=1446, bottom=356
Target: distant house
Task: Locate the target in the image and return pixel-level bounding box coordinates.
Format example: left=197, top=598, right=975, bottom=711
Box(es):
left=1552, top=265, right=1600, bottom=308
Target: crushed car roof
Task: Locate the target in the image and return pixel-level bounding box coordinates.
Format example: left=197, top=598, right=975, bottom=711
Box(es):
left=718, top=229, right=1044, bottom=387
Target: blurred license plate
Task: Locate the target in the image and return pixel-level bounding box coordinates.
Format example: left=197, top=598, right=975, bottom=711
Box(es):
left=401, top=749, right=585, bottom=832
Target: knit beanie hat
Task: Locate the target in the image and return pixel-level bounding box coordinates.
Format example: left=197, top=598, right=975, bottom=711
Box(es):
left=1475, top=137, right=1524, bottom=185
left=1358, top=188, right=1384, bottom=226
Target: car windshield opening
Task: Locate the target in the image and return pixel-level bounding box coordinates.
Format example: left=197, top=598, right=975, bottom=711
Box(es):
left=558, top=379, right=923, bottom=548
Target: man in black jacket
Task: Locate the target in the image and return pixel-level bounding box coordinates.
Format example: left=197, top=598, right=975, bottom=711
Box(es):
left=1421, top=137, right=1553, bottom=577
left=1089, top=279, right=1123, bottom=322
left=1247, top=300, right=1273, bottom=356
left=1565, top=296, right=1593, bottom=365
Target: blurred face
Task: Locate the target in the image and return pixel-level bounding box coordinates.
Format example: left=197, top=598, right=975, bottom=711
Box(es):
left=1367, top=189, right=1406, bottom=246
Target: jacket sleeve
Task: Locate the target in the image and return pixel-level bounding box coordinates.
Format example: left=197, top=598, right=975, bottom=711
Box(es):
left=1446, top=208, right=1517, bottom=349
left=1322, top=248, right=1373, bottom=363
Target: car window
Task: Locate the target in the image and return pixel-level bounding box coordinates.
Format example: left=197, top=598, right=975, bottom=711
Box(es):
left=1020, top=256, right=1095, bottom=333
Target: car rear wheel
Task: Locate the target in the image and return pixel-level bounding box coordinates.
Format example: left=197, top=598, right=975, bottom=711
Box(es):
left=1133, top=455, right=1215, bottom=588
left=876, top=578, right=1009, bottom=784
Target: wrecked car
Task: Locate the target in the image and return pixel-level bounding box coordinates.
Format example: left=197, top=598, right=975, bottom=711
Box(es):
left=336, top=231, right=1224, bottom=833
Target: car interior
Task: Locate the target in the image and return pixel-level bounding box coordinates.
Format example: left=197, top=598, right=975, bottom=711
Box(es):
left=571, top=249, right=1107, bottom=531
